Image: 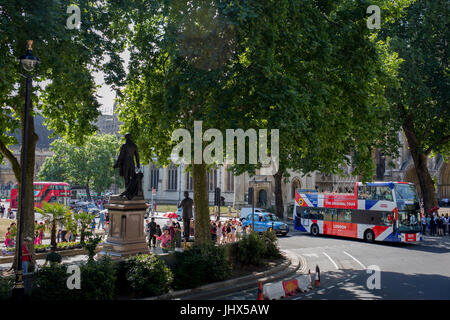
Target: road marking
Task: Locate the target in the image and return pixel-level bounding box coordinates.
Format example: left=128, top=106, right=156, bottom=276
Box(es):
left=303, top=253, right=319, bottom=258
left=343, top=251, right=366, bottom=269
left=337, top=282, right=344, bottom=286
left=350, top=275, right=357, bottom=279
left=322, top=252, right=339, bottom=270
left=327, top=285, right=335, bottom=289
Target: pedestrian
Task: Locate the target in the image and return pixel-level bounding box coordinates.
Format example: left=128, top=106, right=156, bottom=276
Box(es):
left=156, top=228, right=172, bottom=253
left=4, top=227, right=11, bottom=248
left=430, top=213, right=436, bottom=236
left=98, top=210, right=106, bottom=230
left=226, top=222, right=232, bottom=243
left=444, top=214, right=449, bottom=236
left=0, top=204, right=4, bottom=218
left=147, top=218, right=157, bottom=248
left=211, top=221, right=217, bottom=242
left=22, top=237, right=32, bottom=274
left=57, top=228, right=62, bottom=243
left=231, top=221, right=237, bottom=242
left=421, top=214, right=427, bottom=235
left=155, top=224, right=162, bottom=248
left=216, top=221, right=222, bottom=245
left=437, top=214, right=443, bottom=236
left=174, top=220, right=181, bottom=248
left=426, top=215, right=431, bottom=235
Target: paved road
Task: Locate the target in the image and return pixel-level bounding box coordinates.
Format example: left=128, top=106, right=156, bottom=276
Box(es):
left=220, top=226, right=450, bottom=300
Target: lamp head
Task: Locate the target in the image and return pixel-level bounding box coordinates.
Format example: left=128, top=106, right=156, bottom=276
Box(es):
left=19, top=40, right=40, bottom=74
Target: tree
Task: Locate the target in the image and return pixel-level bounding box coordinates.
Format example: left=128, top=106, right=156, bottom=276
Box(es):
left=35, top=202, right=69, bottom=250
left=381, top=0, right=449, bottom=214
left=74, top=211, right=96, bottom=244
left=38, top=134, right=121, bottom=200
left=112, top=0, right=411, bottom=237
left=0, top=1, right=126, bottom=267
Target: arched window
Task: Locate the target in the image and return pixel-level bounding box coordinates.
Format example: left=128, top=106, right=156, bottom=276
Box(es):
left=226, top=167, right=234, bottom=192
left=149, top=164, right=159, bottom=191
left=185, top=172, right=193, bottom=191
left=207, top=169, right=217, bottom=191
left=167, top=164, right=178, bottom=191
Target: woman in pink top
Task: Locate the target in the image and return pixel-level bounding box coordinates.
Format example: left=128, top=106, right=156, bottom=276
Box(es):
left=157, top=229, right=172, bottom=253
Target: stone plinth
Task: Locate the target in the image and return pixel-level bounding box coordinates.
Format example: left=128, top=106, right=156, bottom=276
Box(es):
left=97, top=196, right=149, bottom=260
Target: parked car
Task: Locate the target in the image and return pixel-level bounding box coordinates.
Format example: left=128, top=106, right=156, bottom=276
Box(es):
left=241, top=212, right=289, bottom=236
left=239, top=207, right=266, bottom=220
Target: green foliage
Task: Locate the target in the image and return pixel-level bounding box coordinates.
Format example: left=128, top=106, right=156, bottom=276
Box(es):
left=229, top=232, right=267, bottom=266
left=38, top=135, right=121, bottom=196
left=172, top=244, right=232, bottom=290
left=121, top=254, right=173, bottom=298
left=74, top=211, right=96, bottom=243
left=260, top=230, right=283, bottom=260
left=32, top=264, right=74, bottom=300
left=32, top=257, right=116, bottom=300
left=81, top=235, right=102, bottom=262
left=0, top=276, right=14, bottom=300
left=77, top=257, right=116, bottom=300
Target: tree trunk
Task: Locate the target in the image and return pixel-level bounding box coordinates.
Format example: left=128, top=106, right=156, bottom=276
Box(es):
left=192, top=163, right=210, bottom=245
left=86, top=183, right=92, bottom=201
left=273, top=169, right=284, bottom=219
left=13, top=89, right=38, bottom=271
left=51, top=221, right=57, bottom=250
left=403, top=117, right=438, bottom=215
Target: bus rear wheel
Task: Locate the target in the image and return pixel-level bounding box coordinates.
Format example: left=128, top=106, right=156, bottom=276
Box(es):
left=364, top=230, right=375, bottom=243
left=311, top=224, right=319, bottom=236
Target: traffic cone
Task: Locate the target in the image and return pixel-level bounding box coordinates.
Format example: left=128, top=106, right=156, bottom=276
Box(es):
left=257, top=281, right=264, bottom=300
left=314, top=265, right=320, bottom=287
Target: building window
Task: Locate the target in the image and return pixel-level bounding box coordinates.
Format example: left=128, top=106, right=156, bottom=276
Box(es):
left=149, top=164, right=159, bottom=191
left=167, top=164, right=178, bottom=191
left=207, top=169, right=217, bottom=191
left=186, top=172, right=193, bottom=191
left=226, top=168, right=234, bottom=192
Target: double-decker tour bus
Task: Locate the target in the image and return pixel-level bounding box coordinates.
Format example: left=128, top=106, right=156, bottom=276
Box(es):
left=9, top=182, right=71, bottom=209
left=294, top=182, right=422, bottom=243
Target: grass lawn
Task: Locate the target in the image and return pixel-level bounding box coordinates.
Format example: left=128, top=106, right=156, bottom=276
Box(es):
left=0, top=219, right=14, bottom=240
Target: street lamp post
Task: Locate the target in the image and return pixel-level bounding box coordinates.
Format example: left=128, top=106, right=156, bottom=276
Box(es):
left=12, top=40, right=40, bottom=298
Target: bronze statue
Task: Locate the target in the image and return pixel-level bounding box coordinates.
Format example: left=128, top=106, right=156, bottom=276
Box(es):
left=114, top=133, right=143, bottom=200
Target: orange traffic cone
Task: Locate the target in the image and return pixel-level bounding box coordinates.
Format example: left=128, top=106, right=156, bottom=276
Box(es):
left=314, top=265, right=320, bottom=287
left=257, top=281, right=264, bottom=300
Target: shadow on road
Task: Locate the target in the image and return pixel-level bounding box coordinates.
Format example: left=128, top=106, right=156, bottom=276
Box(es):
left=300, top=268, right=450, bottom=300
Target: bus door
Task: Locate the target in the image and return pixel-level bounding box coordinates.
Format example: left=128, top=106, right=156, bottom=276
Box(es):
left=301, top=208, right=310, bottom=228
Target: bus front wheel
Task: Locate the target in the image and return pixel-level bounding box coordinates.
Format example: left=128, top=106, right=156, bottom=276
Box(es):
left=364, top=230, right=375, bottom=243
left=311, top=224, right=319, bottom=236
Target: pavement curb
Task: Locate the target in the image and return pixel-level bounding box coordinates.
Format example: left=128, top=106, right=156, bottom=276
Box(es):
left=143, top=249, right=301, bottom=300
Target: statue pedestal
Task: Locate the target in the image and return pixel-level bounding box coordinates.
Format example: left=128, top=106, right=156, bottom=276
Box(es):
left=97, top=196, right=149, bottom=260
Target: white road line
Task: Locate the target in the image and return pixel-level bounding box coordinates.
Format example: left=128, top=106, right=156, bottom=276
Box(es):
left=327, top=285, right=335, bottom=289
left=322, top=252, right=339, bottom=270
left=343, top=251, right=366, bottom=269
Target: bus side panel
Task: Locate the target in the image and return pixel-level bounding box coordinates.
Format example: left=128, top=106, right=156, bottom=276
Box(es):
left=294, top=215, right=308, bottom=232
left=332, top=222, right=357, bottom=238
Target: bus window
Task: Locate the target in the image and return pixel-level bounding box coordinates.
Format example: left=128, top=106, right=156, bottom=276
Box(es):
left=375, top=186, right=392, bottom=201
left=303, top=209, right=310, bottom=219
left=323, top=209, right=333, bottom=221
left=296, top=206, right=302, bottom=218
left=358, top=186, right=371, bottom=200
left=382, top=212, right=393, bottom=225
left=337, top=209, right=351, bottom=222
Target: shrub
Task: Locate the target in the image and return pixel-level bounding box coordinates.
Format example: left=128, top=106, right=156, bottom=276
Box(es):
left=261, top=230, right=283, bottom=260
left=172, top=244, right=232, bottom=290
left=32, top=257, right=116, bottom=300
left=76, top=257, right=116, bottom=300
left=32, top=264, right=74, bottom=300
left=229, top=231, right=282, bottom=266
left=0, top=276, right=14, bottom=300
left=123, top=254, right=173, bottom=298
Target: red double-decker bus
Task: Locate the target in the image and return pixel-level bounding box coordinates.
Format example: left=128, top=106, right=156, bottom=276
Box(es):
left=9, top=182, right=71, bottom=209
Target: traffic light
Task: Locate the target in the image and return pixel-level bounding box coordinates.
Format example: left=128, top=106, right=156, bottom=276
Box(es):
left=214, top=187, right=221, bottom=206
left=248, top=187, right=254, bottom=205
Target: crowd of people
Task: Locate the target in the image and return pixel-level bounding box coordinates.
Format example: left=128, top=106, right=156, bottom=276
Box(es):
left=421, top=212, right=449, bottom=236
left=0, top=204, right=14, bottom=219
